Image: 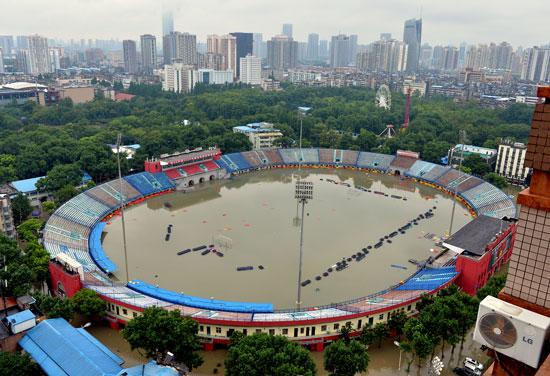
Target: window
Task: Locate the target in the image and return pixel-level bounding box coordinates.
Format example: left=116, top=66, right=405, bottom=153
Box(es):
left=368, top=317, right=374, bottom=326
left=199, top=325, right=204, bottom=332
left=282, top=328, right=288, bottom=335
left=300, top=327, right=305, bottom=334
left=333, top=323, right=339, bottom=330
left=321, top=325, right=327, bottom=332
left=357, top=320, right=362, bottom=329
left=216, top=327, right=222, bottom=334
left=379, top=313, right=384, bottom=320
left=243, top=329, right=248, bottom=335
left=346, top=321, right=352, bottom=328
left=255, top=329, right=262, bottom=334
left=122, top=309, right=127, bottom=315
left=132, top=312, right=137, bottom=318
left=269, top=329, right=275, bottom=335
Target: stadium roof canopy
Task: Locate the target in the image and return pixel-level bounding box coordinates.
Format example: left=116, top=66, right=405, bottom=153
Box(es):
left=0, top=82, right=47, bottom=90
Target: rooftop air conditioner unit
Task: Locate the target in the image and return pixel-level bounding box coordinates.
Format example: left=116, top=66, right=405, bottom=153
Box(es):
left=473, top=296, right=550, bottom=368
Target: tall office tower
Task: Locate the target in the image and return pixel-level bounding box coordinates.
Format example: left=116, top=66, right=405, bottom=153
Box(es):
left=403, top=18, right=422, bottom=72
left=162, top=32, right=177, bottom=65
left=123, top=40, right=138, bottom=73
left=380, top=33, right=392, bottom=41
left=282, top=23, right=293, bottom=38
left=521, top=47, right=550, bottom=82
left=330, top=34, right=350, bottom=68
left=253, top=33, right=263, bottom=58
left=230, top=33, right=253, bottom=77
left=16, top=35, right=28, bottom=49
left=267, top=35, right=298, bottom=71
left=442, top=46, right=459, bottom=71
left=28, top=35, right=51, bottom=74
left=0, top=36, right=13, bottom=54
left=240, top=54, right=262, bottom=85
left=0, top=48, right=4, bottom=74
left=15, top=49, right=30, bottom=73
left=48, top=48, right=62, bottom=72
left=140, top=34, right=157, bottom=74
left=419, top=44, right=432, bottom=69
left=319, top=40, right=329, bottom=59
left=307, top=33, right=319, bottom=60
left=349, top=34, right=358, bottom=64
left=458, top=42, right=467, bottom=68
left=163, top=63, right=197, bottom=93
left=162, top=9, right=174, bottom=36
left=356, top=39, right=407, bottom=73
left=207, top=34, right=237, bottom=76
left=430, top=45, right=444, bottom=70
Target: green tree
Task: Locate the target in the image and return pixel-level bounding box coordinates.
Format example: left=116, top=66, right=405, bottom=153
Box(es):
left=42, top=200, right=57, bottom=214
left=477, top=274, right=507, bottom=301
left=225, top=333, right=315, bottom=376
left=36, top=294, right=75, bottom=321
left=324, top=339, right=369, bottom=376
left=0, top=352, right=41, bottom=376
left=403, top=318, right=435, bottom=370
left=23, top=242, right=50, bottom=283
left=484, top=172, right=508, bottom=189
left=122, top=307, right=203, bottom=370
left=55, top=184, right=78, bottom=204
left=71, top=289, right=106, bottom=317
left=388, top=311, right=408, bottom=340
left=339, top=321, right=353, bottom=343
left=0, top=154, right=18, bottom=184
left=37, top=163, right=82, bottom=193
left=17, top=218, right=44, bottom=242
left=11, top=193, right=32, bottom=225
left=462, top=154, right=491, bottom=176
left=372, top=322, right=390, bottom=348
left=359, top=325, right=376, bottom=346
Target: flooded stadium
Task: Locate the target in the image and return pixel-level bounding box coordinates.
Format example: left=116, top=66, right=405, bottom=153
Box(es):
left=102, top=168, right=471, bottom=308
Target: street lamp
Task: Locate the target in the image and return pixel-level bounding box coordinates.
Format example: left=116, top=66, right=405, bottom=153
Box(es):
left=394, top=340, right=402, bottom=371
left=81, top=322, right=92, bottom=329
left=295, top=180, right=313, bottom=309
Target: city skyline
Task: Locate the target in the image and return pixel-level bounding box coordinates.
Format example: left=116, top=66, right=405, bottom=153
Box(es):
left=1, top=0, right=549, bottom=47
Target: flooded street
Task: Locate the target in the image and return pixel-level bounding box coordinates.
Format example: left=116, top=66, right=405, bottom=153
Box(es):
left=89, top=324, right=488, bottom=375
left=103, top=169, right=470, bottom=308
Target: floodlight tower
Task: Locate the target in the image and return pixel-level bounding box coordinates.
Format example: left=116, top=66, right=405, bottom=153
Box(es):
left=117, top=133, right=130, bottom=283
left=297, top=106, right=311, bottom=171
left=295, top=180, right=313, bottom=309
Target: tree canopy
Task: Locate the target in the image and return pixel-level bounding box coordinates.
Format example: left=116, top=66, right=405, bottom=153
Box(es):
left=0, top=352, right=41, bottom=376
left=324, top=339, right=369, bottom=376
left=225, top=333, right=316, bottom=376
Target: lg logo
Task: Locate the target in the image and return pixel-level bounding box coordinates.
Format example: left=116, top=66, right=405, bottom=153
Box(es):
left=522, top=336, right=534, bottom=345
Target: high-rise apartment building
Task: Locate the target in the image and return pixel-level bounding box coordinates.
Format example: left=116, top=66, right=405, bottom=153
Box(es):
left=282, top=24, right=293, bottom=38
left=0, top=36, right=13, bottom=55
left=403, top=18, right=422, bottom=73
left=495, top=142, right=531, bottom=184
left=0, top=48, right=4, bottom=74
left=0, top=194, right=15, bottom=240
left=356, top=39, right=407, bottom=73
left=319, top=40, right=329, bottom=60
left=164, top=32, right=196, bottom=65
left=198, top=53, right=226, bottom=70
left=307, top=33, right=319, bottom=60
left=419, top=44, right=432, bottom=69
left=207, top=34, right=237, bottom=77
left=123, top=40, right=138, bottom=74
left=349, top=34, right=358, bottom=65
left=49, top=48, right=62, bottom=72
left=162, top=10, right=174, bottom=36
left=380, top=33, right=392, bottom=41
left=140, top=34, right=157, bottom=74
left=163, top=63, right=197, bottom=93
left=330, top=34, right=350, bottom=68
left=253, top=33, right=264, bottom=58
left=230, top=33, right=253, bottom=78
left=521, top=47, right=550, bottom=82
left=16, top=49, right=30, bottom=73
left=239, top=55, right=262, bottom=85
left=28, top=35, right=51, bottom=74
left=16, top=35, right=28, bottom=49
left=266, top=35, right=298, bottom=72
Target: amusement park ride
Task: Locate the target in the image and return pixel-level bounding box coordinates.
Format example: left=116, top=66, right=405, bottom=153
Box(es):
left=377, top=85, right=412, bottom=139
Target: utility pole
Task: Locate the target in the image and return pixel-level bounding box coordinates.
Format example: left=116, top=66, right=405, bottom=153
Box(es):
left=117, top=134, right=130, bottom=283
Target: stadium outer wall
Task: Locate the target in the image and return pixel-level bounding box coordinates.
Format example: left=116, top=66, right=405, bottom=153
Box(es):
left=45, top=148, right=517, bottom=351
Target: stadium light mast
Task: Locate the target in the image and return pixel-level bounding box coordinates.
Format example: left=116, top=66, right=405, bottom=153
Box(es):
left=297, top=107, right=311, bottom=171
left=448, top=130, right=467, bottom=236
left=295, top=180, right=313, bottom=310
left=116, top=133, right=130, bottom=283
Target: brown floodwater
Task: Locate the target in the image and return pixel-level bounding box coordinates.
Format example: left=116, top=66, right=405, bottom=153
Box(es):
left=102, top=169, right=470, bottom=308
left=88, top=324, right=489, bottom=376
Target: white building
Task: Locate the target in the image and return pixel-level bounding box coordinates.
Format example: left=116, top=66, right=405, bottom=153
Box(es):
left=196, top=69, right=233, bottom=85
left=233, top=122, right=283, bottom=149
left=28, top=35, right=51, bottom=74
left=48, top=48, right=62, bottom=72
left=495, top=142, right=531, bottom=184
left=239, top=55, right=262, bottom=85
left=163, top=63, right=197, bottom=93
left=0, top=194, right=15, bottom=239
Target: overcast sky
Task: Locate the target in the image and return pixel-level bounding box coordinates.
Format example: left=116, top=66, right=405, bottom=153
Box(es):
left=1, top=0, right=549, bottom=47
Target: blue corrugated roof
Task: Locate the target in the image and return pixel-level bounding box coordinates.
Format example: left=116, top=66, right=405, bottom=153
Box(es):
left=19, top=318, right=124, bottom=376
left=7, top=309, right=35, bottom=325
left=395, top=267, right=458, bottom=291
left=11, top=176, right=44, bottom=193
left=118, top=361, right=179, bottom=376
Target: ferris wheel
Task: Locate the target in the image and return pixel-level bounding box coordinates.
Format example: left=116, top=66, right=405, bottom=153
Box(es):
left=375, top=84, right=392, bottom=110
